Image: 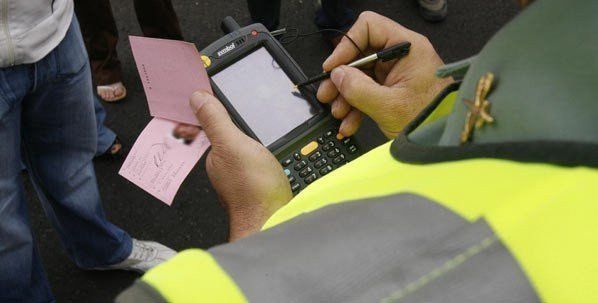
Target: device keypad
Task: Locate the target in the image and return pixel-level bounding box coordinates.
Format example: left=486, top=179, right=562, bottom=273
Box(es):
left=314, top=158, right=328, bottom=169
left=327, top=148, right=341, bottom=158
left=293, top=160, right=307, bottom=171
left=341, top=137, right=358, bottom=154
left=308, top=151, right=322, bottom=162
left=300, top=141, right=319, bottom=156
left=332, top=154, right=346, bottom=164
left=321, top=141, right=334, bottom=151
left=319, top=165, right=333, bottom=176
left=299, top=167, right=313, bottom=178
left=285, top=129, right=359, bottom=195
left=305, top=173, right=318, bottom=184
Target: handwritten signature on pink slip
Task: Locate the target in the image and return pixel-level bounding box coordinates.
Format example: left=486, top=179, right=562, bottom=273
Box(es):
left=119, top=118, right=211, bottom=205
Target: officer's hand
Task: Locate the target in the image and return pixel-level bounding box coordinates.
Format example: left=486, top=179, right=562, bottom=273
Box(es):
left=317, top=11, right=452, bottom=138
left=189, top=90, right=293, bottom=241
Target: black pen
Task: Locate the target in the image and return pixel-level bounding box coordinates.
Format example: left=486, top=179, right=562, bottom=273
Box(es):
left=295, top=41, right=411, bottom=88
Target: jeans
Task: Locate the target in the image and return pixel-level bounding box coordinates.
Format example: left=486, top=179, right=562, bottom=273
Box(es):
left=19, top=96, right=113, bottom=170
left=0, top=17, right=132, bottom=303
left=247, top=0, right=356, bottom=35
left=94, top=94, right=117, bottom=155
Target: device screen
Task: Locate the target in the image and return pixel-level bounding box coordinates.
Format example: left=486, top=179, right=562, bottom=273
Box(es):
left=212, top=47, right=319, bottom=146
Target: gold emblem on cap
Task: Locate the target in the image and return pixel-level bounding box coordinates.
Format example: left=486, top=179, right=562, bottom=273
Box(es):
left=200, top=55, right=211, bottom=68
left=460, top=72, right=495, bottom=143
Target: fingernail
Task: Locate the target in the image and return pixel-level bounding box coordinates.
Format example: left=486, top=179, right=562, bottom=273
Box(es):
left=339, top=120, right=347, bottom=136
left=190, top=90, right=208, bottom=113
left=331, top=67, right=346, bottom=87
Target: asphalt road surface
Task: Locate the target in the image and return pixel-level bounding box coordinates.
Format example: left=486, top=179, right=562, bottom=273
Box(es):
left=24, top=0, right=520, bottom=301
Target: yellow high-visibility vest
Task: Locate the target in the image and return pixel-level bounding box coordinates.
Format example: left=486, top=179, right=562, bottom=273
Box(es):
left=137, top=120, right=598, bottom=302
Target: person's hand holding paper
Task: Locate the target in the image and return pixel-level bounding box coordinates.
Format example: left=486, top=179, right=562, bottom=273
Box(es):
left=188, top=90, right=293, bottom=241
left=125, top=36, right=291, bottom=217
left=122, top=36, right=213, bottom=205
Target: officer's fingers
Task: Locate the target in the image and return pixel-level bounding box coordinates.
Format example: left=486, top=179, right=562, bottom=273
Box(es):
left=339, top=109, right=363, bottom=137
left=189, top=90, right=240, bottom=146
left=316, top=79, right=338, bottom=103
left=322, top=30, right=368, bottom=72
left=331, top=95, right=351, bottom=119
left=322, top=11, right=403, bottom=71
left=330, top=66, right=395, bottom=119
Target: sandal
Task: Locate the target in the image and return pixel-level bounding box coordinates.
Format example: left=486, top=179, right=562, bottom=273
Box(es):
left=97, top=82, right=127, bottom=102
left=96, top=137, right=124, bottom=160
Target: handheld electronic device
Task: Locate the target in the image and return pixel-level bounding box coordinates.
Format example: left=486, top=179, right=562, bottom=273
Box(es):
left=199, top=17, right=362, bottom=194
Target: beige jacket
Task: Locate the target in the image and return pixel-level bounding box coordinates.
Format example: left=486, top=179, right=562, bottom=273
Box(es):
left=0, top=0, right=73, bottom=67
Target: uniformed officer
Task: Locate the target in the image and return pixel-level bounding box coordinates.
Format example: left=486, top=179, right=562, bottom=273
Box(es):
left=117, top=0, right=598, bottom=301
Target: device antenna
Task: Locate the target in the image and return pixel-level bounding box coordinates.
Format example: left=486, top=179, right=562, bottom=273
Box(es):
left=221, top=16, right=241, bottom=34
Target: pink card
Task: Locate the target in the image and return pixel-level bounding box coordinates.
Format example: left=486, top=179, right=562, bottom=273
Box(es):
left=129, top=36, right=212, bottom=125
left=119, top=118, right=211, bottom=205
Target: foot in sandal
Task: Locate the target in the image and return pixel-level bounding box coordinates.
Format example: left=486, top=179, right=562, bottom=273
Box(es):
left=96, top=137, right=124, bottom=160
left=97, top=82, right=127, bottom=102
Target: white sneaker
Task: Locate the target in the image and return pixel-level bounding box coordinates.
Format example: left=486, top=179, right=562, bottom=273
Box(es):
left=96, top=239, right=177, bottom=273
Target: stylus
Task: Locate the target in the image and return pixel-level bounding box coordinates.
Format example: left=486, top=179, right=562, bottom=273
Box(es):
left=294, top=41, right=411, bottom=88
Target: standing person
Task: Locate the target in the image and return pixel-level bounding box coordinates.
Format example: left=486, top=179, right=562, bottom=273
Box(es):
left=74, top=0, right=184, bottom=102
left=0, top=1, right=175, bottom=302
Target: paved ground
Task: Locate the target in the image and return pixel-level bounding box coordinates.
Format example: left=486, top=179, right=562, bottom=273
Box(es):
left=25, top=0, right=519, bottom=301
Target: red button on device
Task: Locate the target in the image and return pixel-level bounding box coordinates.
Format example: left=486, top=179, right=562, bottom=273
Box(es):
left=251, top=30, right=258, bottom=37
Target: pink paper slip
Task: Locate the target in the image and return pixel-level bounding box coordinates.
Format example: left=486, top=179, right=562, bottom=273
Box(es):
left=129, top=36, right=212, bottom=125
left=119, top=118, right=211, bottom=205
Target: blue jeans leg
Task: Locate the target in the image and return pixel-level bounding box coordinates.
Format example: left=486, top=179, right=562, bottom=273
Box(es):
left=0, top=68, right=54, bottom=302
left=19, top=93, right=113, bottom=168
left=19, top=93, right=116, bottom=165
left=0, top=17, right=132, bottom=302
left=93, top=94, right=117, bottom=156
